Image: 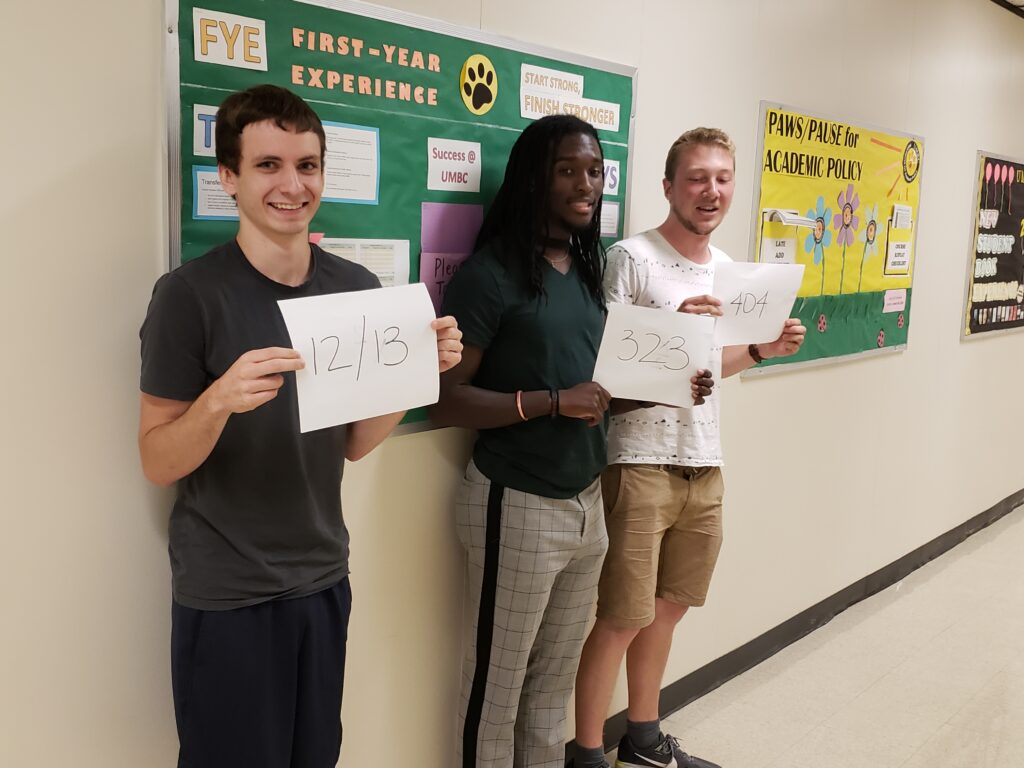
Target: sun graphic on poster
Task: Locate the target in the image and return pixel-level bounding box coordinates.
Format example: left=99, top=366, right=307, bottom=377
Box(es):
left=873, top=137, right=922, bottom=202
left=902, top=141, right=921, bottom=183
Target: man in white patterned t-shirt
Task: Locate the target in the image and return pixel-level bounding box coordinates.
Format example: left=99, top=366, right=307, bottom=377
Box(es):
left=573, top=128, right=806, bottom=768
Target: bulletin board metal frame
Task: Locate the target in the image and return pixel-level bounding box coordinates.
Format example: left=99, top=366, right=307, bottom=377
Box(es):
left=743, top=101, right=925, bottom=378
left=164, top=0, right=637, bottom=434
left=960, top=150, right=1024, bottom=342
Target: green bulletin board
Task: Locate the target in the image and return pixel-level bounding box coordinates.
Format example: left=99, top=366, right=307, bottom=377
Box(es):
left=167, top=0, right=636, bottom=428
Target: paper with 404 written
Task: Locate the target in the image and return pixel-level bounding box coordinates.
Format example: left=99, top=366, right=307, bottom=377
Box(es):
left=277, top=283, right=439, bottom=433
left=712, top=262, right=805, bottom=346
left=593, top=304, right=714, bottom=409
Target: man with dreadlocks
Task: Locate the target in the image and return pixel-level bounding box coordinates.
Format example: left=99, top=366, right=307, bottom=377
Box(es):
left=430, top=115, right=613, bottom=768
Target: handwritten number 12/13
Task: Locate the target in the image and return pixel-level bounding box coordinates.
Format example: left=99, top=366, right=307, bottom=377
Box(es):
left=310, top=315, right=409, bottom=380
left=617, top=330, right=690, bottom=370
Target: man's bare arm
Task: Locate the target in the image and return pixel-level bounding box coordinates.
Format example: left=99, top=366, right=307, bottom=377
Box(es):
left=138, top=347, right=304, bottom=486
left=721, top=318, right=807, bottom=378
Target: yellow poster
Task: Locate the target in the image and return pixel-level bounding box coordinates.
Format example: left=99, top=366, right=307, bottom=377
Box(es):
left=751, top=103, right=923, bottom=368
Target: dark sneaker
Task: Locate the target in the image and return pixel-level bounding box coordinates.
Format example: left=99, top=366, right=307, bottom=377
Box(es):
left=614, top=732, right=721, bottom=768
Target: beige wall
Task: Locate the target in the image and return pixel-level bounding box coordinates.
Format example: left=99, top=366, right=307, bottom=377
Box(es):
left=2, top=0, right=1022, bottom=765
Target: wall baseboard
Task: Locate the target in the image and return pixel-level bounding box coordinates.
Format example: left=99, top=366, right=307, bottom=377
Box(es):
left=568, top=489, right=1024, bottom=762
left=990, top=0, right=1024, bottom=21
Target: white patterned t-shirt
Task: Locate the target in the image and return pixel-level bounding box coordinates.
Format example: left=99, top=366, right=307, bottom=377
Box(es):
left=603, top=229, right=731, bottom=467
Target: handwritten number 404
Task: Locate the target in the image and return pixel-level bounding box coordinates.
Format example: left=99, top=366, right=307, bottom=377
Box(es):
left=310, top=318, right=409, bottom=380
left=731, top=290, right=769, bottom=318
left=617, top=330, right=690, bottom=371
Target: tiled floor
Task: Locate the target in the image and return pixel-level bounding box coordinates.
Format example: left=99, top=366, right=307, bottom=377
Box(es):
left=652, top=508, right=1024, bottom=768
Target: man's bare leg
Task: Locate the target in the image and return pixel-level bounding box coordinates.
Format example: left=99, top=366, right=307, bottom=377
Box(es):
left=574, top=619, right=641, bottom=750
left=625, top=599, right=688, bottom=723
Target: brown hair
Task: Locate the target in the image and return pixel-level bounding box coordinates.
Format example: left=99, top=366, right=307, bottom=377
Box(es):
left=215, top=84, right=326, bottom=173
left=664, top=127, right=736, bottom=180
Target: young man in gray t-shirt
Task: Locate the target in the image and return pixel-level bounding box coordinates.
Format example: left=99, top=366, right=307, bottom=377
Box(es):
left=139, top=85, right=462, bottom=767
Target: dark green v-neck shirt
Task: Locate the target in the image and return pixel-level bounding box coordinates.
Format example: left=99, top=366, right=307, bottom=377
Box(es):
left=442, top=241, right=607, bottom=498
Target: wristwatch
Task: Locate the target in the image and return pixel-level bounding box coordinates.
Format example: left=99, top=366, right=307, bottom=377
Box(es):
left=748, top=343, right=763, bottom=364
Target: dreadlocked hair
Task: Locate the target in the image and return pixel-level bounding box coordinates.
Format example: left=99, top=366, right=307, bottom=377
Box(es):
left=475, top=115, right=607, bottom=309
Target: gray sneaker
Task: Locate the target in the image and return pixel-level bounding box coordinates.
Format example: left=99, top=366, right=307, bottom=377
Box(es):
left=614, top=732, right=721, bottom=768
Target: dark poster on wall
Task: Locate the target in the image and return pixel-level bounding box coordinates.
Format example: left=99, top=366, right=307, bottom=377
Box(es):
left=963, top=152, right=1024, bottom=338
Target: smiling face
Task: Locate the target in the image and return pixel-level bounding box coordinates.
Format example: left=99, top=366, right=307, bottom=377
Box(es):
left=545, top=132, right=604, bottom=239
left=814, top=218, right=825, bottom=243
left=218, top=120, right=324, bottom=244
left=842, top=203, right=853, bottom=228
left=866, top=220, right=877, bottom=243
left=663, top=143, right=735, bottom=237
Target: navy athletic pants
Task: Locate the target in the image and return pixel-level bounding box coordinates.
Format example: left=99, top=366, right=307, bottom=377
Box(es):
left=171, top=578, right=351, bottom=768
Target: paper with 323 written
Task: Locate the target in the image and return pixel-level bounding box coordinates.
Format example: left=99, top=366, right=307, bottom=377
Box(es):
left=277, top=283, right=439, bottom=433
left=711, top=262, right=804, bottom=345
left=593, top=303, right=714, bottom=409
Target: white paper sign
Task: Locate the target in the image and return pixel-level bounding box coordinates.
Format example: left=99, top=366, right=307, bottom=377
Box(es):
left=427, top=137, right=481, bottom=193
left=192, top=8, right=268, bottom=71
left=892, top=204, right=913, bottom=230
left=759, top=237, right=796, bottom=264
left=520, top=64, right=585, bottom=97
left=882, top=289, right=907, bottom=313
left=520, top=93, right=620, bottom=132
left=711, top=262, right=804, bottom=345
left=593, top=304, right=714, bottom=409
left=322, top=122, right=379, bottom=204
left=277, top=283, right=439, bottom=433
left=886, top=240, right=911, bottom=274
left=193, top=168, right=238, bottom=219
left=601, top=201, right=620, bottom=238
left=603, top=159, right=621, bottom=197
left=318, top=238, right=409, bottom=286
left=193, top=104, right=218, bottom=157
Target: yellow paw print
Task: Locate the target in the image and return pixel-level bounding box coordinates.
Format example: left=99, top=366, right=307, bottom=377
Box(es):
left=460, top=54, right=497, bottom=115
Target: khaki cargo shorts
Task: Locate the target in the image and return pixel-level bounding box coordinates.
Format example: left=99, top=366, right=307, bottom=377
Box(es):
left=596, top=463, right=724, bottom=629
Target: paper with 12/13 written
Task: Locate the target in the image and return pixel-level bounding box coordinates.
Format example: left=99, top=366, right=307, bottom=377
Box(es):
left=593, top=304, right=714, bottom=409
left=711, top=262, right=805, bottom=346
left=277, top=283, right=439, bottom=433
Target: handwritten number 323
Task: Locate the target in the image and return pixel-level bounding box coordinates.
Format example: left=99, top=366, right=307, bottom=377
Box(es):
left=617, top=331, right=690, bottom=370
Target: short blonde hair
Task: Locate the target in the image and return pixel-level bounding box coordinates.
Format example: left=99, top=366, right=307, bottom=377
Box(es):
left=664, top=127, right=736, bottom=180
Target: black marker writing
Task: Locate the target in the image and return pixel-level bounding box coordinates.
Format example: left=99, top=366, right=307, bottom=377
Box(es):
left=309, top=316, right=409, bottom=380
left=617, top=330, right=690, bottom=371
left=730, top=290, right=769, bottom=319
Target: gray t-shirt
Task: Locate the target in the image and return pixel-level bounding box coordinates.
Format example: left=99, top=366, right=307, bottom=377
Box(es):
left=140, top=240, right=380, bottom=610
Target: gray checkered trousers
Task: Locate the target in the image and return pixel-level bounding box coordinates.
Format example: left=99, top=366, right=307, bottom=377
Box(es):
left=456, top=460, right=608, bottom=768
